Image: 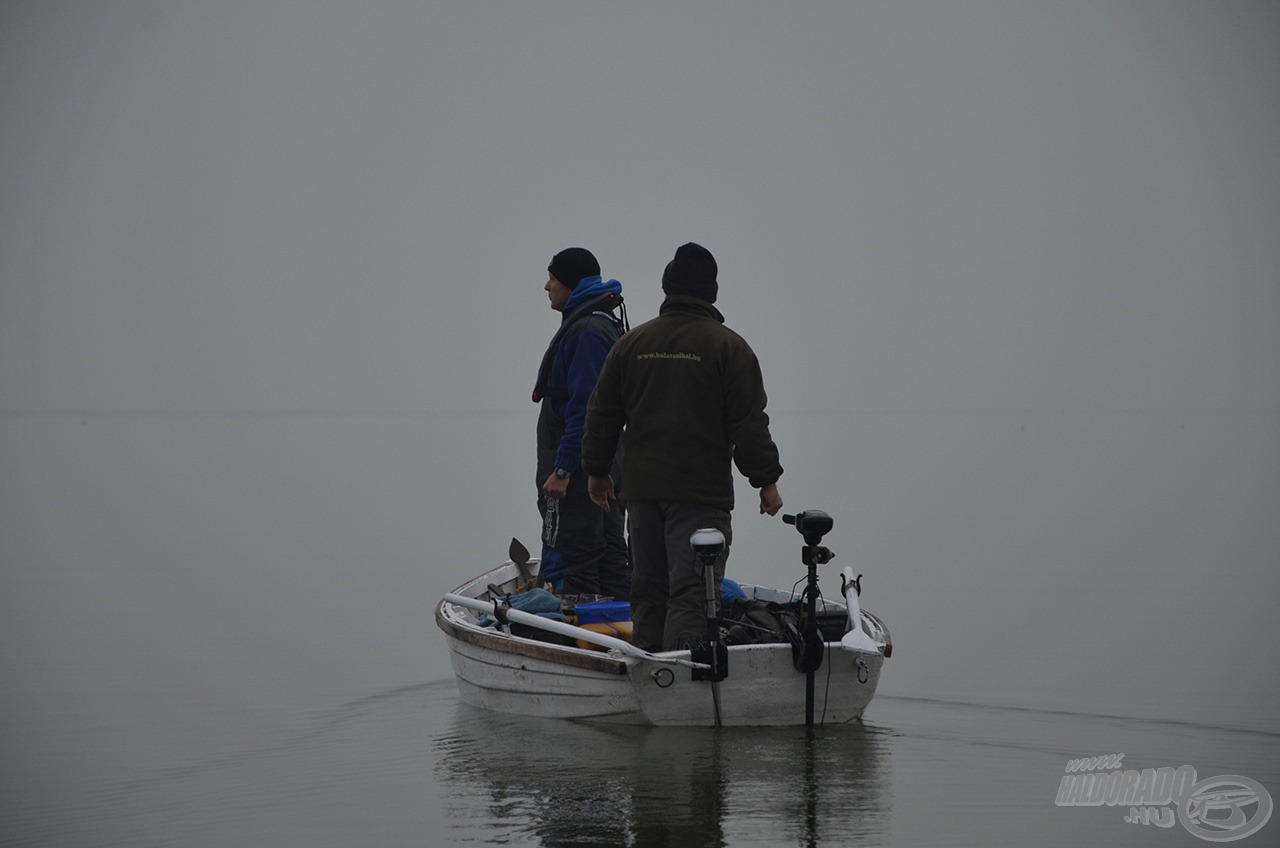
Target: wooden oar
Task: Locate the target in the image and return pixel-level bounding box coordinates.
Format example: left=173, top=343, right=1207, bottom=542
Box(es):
left=442, top=592, right=709, bottom=671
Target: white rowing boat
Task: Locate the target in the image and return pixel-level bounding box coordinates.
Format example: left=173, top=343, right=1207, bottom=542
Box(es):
left=436, top=515, right=892, bottom=727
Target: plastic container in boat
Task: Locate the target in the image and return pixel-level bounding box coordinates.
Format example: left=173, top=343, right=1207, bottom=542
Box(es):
left=573, top=601, right=631, bottom=624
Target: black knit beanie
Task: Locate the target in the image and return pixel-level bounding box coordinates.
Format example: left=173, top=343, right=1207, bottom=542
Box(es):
left=547, top=247, right=600, bottom=290
left=661, top=242, right=718, bottom=303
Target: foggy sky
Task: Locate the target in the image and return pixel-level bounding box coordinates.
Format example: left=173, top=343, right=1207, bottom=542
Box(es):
left=2, top=1, right=1276, bottom=419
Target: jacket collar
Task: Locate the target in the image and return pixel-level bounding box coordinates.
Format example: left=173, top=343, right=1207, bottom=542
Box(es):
left=659, top=294, right=724, bottom=323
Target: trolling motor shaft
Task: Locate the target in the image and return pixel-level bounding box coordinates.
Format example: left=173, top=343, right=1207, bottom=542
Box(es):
left=689, top=528, right=728, bottom=684
left=783, top=510, right=835, bottom=727
left=690, top=528, right=728, bottom=728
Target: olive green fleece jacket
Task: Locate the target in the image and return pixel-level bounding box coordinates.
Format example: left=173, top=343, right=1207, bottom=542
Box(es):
left=582, top=295, right=783, bottom=510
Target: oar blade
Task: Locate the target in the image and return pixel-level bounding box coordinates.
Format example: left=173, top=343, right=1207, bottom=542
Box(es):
left=509, top=537, right=534, bottom=586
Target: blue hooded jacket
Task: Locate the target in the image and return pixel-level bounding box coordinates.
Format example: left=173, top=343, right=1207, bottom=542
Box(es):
left=533, top=276, right=624, bottom=475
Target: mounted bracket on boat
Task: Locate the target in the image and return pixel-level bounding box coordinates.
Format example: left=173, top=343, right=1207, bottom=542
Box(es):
left=489, top=597, right=512, bottom=626
left=801, top=545, right=834, bottom=567
left=689, top=637, right=728, bottom=684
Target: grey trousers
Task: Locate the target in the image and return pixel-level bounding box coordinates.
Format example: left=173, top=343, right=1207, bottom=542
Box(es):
left=627, top=501, right=732, bottom=652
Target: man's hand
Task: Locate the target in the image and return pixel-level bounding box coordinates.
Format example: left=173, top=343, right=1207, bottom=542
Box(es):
left=759, top=483, right=783, bottom=516
left=542, top=473, right=569, bottom=500
left=588, top=474, right=616, bottom=512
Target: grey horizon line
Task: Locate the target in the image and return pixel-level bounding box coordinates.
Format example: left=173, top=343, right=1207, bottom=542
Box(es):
left=3, top=407, right=1277, bottom=420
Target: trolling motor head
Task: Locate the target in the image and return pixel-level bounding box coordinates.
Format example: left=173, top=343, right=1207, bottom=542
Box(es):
left=783, top=510, right=833, bottom=547
left=690, top=527, right=726, bottom=566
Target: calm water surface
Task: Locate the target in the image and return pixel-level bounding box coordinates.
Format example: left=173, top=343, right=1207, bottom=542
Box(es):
left=2, top=414, right=1276, bottom=845
left=5, top=679, right=1278, bottom=847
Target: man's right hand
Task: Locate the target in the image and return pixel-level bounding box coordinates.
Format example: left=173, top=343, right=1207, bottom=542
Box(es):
left=759, top=483, right=783, bottom=516
left=588, top=475, right=616, bottom=512
left=542, top=473, right=569, bottom=500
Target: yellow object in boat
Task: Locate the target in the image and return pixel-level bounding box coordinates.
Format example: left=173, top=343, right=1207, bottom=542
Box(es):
left=576, top=621, right=633, bottom=651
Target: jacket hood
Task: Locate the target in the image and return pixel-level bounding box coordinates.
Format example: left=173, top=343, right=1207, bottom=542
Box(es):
left=564, top=276, right=622, bottom=311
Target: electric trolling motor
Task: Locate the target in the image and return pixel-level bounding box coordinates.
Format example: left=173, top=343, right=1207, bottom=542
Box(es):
left=689, top=528, right=729, bottom=684
left=690, top=527, right=728, bottom=728
left=783, top=509, right=835, bottom=727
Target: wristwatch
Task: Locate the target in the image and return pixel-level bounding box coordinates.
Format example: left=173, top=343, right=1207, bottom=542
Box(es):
left=554, top=467, right=571, bottom=479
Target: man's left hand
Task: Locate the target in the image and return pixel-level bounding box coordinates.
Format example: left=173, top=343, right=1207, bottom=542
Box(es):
left=588, top=475, right=616, bottom=512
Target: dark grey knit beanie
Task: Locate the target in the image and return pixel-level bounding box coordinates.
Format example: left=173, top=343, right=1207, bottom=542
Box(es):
left=547, top=247, right=600, bottom=290
left=661, top=242, right=718, bottom=303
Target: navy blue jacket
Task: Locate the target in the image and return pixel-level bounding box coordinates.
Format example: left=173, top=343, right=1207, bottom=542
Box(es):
left=534, top=276, right=625, bottom=482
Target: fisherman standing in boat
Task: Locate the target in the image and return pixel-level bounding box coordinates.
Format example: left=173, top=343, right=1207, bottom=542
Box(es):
left=582, top=242, right=784, bottom=652
left=533, top=247, right=631, bottom=600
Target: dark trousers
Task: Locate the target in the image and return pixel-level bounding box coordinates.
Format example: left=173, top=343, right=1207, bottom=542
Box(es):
left=626, top=501, right=732, bottom=652
left=538, top=474, right=630, bottom=600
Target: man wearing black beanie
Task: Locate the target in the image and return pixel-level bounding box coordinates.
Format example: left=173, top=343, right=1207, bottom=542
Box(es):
left=660, top=242, right=719, bottom=303
left=532, top=247, right=630, bottom=599
left=582, top=242, right=784, bottom=653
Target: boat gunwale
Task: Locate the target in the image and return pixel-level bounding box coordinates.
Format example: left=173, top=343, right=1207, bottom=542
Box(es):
left=435, top=602, right=631, bottom=676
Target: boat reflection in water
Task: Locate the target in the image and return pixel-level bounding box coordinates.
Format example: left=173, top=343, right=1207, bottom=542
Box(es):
left=436, top=701, right=891, bottom=847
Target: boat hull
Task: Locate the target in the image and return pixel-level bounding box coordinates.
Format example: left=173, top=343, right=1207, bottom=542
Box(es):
left=436, top=560, right=887, bottom=727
